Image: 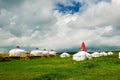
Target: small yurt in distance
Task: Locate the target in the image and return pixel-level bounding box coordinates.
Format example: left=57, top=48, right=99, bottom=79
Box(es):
left=60, top=52, right=70, bottom=58
left=9, top=46, right=27, bottom=57
left=42, top=49, right=49, bottom=57
left=30, top=48, right=42, bottom=56
left=107, top=51, right=113, bottom=55
left=92, top=52, right=100, bottom=57
left=99, top=52, right=104, bottom=56
left=49, top=49, right=57, bottom=56
left=102, top=52, right=108, bottom=56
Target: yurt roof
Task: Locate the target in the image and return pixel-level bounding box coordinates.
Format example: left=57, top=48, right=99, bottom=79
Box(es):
left=31, top=50, right=42, bottom=54
left=42, top=50, right=48, bottom=54
left=9, top=48, right=26, bottom=54
left=49, top=51, right=56, bottom=54
left=73, top=51, right=88, bottom=56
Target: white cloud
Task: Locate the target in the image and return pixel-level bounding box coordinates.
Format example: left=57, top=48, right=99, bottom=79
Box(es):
left=0, top=0, right=120, bottom=52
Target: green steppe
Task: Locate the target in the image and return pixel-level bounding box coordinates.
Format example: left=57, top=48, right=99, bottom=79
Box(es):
left=0, top=51, right=120, bottom=80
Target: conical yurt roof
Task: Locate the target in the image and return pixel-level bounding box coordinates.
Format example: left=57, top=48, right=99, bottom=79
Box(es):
left=49, top=49, right=56, bottom=55
left=73, top=51, right=87, bottom=56
left=9, top=46, right=26, bottom=57
left=42, top=49, right=48, bottom=54
left=30, top=48, right=42, bottom=56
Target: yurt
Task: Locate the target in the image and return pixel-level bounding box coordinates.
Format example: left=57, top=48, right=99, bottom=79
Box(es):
left=42, top=49, right=49, bottom=57
left=30, top=48, right=42, bottom=56
left=102, top=52, right=108, bottom=56
left=86, top=53, right=93, bottom=60
left=49, top=49, right=57, bottom=56
left=99, top=52, right=104, bottom=56
left=107, top=51, right=113, bottom=55
left=60, top=52, right=70, bottom=58
left=73, top=51, right=92, bottom=61
left=9, top=46, right=27, bottom=57
left=92, top=52, right=100, bottom=57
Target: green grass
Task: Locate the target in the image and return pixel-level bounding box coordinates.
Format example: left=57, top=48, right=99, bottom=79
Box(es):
left=0, top=51, right=120, bottom=80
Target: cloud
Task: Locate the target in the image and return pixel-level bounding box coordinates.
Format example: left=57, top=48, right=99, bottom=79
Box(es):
left=0, top=0, right=120, bottom=52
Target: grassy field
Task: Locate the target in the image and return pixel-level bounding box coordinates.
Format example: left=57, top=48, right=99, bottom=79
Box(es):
left=0, top=51, right=120, bottom=80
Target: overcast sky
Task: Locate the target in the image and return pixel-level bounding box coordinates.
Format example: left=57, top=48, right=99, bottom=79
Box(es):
left=0, top=0, right=120, bottom=52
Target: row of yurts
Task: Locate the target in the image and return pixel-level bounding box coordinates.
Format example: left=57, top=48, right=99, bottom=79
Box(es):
left=60, top=42, right=115, bottom=61
left=9, top=46, right=57, bottom=57
left=9, top=45, right=115, bottom=61
left=8, top=42, right=117, bottom=61
left=9, top=42, right=87, bottom=57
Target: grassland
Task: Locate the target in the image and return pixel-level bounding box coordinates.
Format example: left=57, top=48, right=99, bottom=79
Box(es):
left=0, top=51, right=120, bottom=80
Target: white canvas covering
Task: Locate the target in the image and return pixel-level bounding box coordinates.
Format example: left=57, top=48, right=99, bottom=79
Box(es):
left=73, top=51, right=92, bottom=61
left=60, top=52, right=70, bottom=58
left=86, top=53, right=93, bottom=60
left=102, top=52, right=108, bottom=56
left=107, top=51, right=113, bottom=55
left=49, top=51, right=56, bottom=55
left=99, top=52, right=104, bottom=56
left=42, top=50, right=48, bottom=54
left=30, top=50, right=42, bottom=56
left=9, top=48, right=26, bottom=57
left=92, top=52, right=100, bottom=57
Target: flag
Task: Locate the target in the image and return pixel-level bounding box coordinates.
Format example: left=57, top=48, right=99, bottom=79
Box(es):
left=81, top=42, right=87, bottom=52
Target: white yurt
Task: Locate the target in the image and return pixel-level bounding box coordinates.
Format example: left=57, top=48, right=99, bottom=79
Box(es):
left=73, top=51, right=92, bottom=61
left=30, top=48, right=42, bottom=56
left=86, top=53, right=93, bottom=60
left=42, top=49, right=49, bottom=57
left=42, top=49, right=48, bottom=54
left=60, top=52, right=70, bottom=58
left=107, top=51, right=113, bottom=55
left=49, top=49, right=57, bottom=56
left=102, top=52, right=108, bottom=56
left=99, top=52, right=104, bottom=56
left=9, top=46, right=27, bottom=57
left=92, top=52, right=100, bottom=57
